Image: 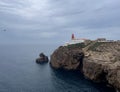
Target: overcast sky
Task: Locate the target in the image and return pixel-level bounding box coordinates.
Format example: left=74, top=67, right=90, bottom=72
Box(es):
left=0, top=0, right=120, bottom=44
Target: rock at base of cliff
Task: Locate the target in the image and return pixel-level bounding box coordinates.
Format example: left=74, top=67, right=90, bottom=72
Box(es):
left=36, top=53, right=49, bottom=64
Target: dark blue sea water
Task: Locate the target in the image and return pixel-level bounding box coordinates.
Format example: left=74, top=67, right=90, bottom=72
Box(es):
left=0, top=44, right=115, bottom=92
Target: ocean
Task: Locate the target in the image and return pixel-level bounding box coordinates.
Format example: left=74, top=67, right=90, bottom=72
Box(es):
left=0, top=44, right=115, bottom=92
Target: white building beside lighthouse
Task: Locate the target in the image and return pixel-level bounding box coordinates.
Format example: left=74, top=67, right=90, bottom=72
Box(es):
left=64, top=34, right=87, bottom=46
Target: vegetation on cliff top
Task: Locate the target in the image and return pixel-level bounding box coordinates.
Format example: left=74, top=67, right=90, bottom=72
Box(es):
left=87, top=42, right=104, bottom=51
left=67, top=43, right=85, bottom=49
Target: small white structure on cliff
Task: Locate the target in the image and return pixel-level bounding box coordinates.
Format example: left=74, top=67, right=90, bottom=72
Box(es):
left=64, top=34, right=87, bottom=46
left=96, top=38, right=115, bottom=42
left=96, top=38, right=107, bottom=42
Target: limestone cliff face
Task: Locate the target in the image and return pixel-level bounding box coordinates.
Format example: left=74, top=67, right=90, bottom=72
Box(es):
left=82, top=42, right=120, bottom=91
left=50, top=46, right=84, bottom=70
left=50, top=41, right=120, bottom=91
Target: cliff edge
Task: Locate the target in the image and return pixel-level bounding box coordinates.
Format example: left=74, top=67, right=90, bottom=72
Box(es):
left=50, top=41, right=120, bottom=91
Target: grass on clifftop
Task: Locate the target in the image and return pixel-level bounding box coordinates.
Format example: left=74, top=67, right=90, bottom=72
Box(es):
left=88, top=42, right=104, bottom=51
left=67, top=43, right=86, bottom=49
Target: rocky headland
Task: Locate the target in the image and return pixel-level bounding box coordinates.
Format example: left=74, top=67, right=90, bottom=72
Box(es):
left=50, top=41, right=120, bottom=92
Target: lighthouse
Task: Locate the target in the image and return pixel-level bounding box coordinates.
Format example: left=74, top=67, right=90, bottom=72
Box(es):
left=71, top=33, right=75, bottom=40
left=64, top=33, right=87, bottom=46
left=71, top=33, right=86, bottom=44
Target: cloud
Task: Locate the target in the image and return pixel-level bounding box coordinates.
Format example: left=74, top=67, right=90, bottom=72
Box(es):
left=0, top=0, right=120, bottom=44
left=0, top=0, right=50, bottom=19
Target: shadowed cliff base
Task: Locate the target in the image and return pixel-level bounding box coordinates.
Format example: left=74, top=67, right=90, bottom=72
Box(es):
left=50, top=68, right=115, bottom=92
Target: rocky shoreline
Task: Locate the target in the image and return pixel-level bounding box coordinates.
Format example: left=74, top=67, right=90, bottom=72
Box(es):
left=50, top=41, right=120, bottom=92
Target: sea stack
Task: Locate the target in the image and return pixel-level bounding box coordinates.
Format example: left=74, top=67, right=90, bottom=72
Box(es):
left=36, top=53, right=49, bottom=64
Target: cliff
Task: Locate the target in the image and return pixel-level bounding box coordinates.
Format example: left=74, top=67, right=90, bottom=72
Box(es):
left=50, top=41, right=120, bottom=91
